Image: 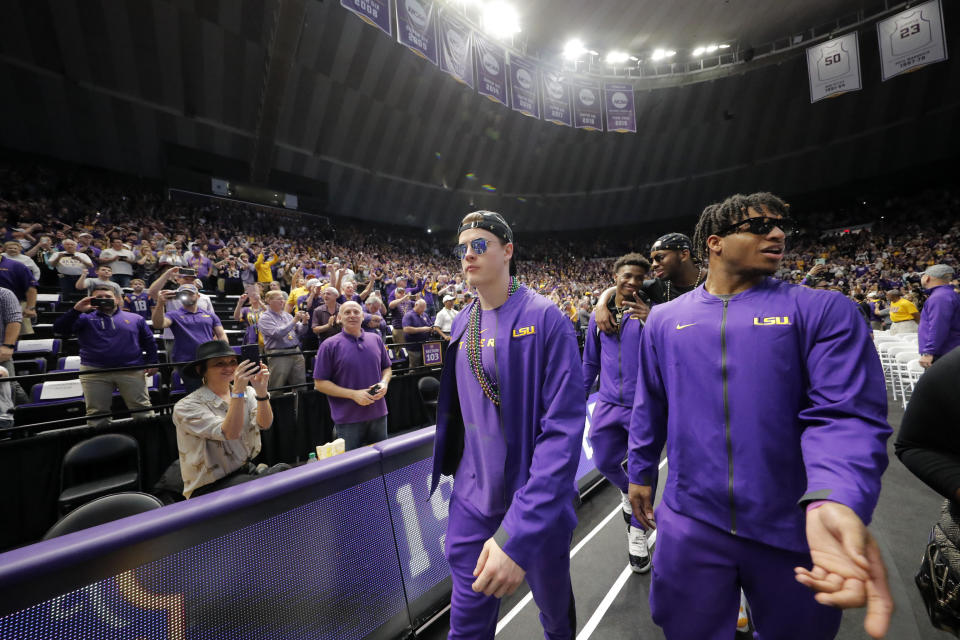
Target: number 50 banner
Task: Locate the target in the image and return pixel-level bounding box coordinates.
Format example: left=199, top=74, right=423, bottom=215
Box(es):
left=877, top=0, right=948, bottom=81
left=806, top=33, right=861, bottom=103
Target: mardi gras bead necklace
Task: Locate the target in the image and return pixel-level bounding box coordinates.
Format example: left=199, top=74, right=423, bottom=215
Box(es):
left=466, top=276, right=520, bottom=406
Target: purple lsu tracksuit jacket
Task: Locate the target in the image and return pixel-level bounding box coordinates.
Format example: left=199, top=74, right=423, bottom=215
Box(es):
left=582, top=309, right=643, bottom=405
left=431, top=285, right=586, bottom=572
left=629, top=277, right=891, bottom=553
left=918, top=284, right=960, bottom=359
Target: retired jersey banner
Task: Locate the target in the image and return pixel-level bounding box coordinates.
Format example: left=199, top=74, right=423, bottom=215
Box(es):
left=474, top=34, right=508, bottom=106
left=341, top=0, right=392, bottom=37
left=542, top=71, right=572, bottom=127
left=438, top=10, right=475, bottom=89
left=603, top=83, right=636, bottom=133
left=396, top=0, right=437, bottom=64
left=877, top=0, right=948, bottom=81
left=573, top=79, right=603, bottom=131
left=806, top=33, right=862, bottom=102
left=508, top=54, right=540, bottom=118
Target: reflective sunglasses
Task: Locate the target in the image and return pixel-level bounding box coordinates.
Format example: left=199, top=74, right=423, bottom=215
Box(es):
left=453, top=237, right=491, bottom=260
left=715, top=216, right=796, bottom=237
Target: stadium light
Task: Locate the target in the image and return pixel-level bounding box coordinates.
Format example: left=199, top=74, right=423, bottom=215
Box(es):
left=692, top=46, right=705, bottom=57
left=481, top=2, right=520, bottom=39
left=605, top=51, right=630, bottom=64
left=563, top=38, right=587, bottom=61
left=706, top=44, right=719, bottom=53
left=650, top=48, right=676, bottom=61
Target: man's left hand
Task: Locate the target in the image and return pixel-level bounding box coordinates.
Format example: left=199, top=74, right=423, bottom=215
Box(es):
left=472, top=538, right=525, bottom=598
left=919, top=354, right=934, bottom=368
left=794, top=501, right=893, bottom=639
left=0, top=345, right=13, bottom=363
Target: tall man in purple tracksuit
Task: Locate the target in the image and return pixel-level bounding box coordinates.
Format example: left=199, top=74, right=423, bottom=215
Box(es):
left=628, top=192, right=894, bottom=639
left=431, top=211, right=585, bottom=639
left=917, top=264, right=960, bottom=368
left=582, top=252, right=652, bottom=573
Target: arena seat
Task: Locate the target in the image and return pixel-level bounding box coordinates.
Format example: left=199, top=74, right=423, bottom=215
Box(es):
left=58, top=434, right=141, bottom=515
left=44, top=492, right=162, bottom=540
left=14, top=339, right=62, bottom=371
left=12, top=358, right=46, bottom=377
left=56, top=356, right=81, bottom=371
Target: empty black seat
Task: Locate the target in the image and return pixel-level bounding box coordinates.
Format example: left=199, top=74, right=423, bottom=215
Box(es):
left=44, top=492, right=163, bottom=539
left=58, top=433, right=141, bottom=515
left=417, top=376, right=440, bottom=425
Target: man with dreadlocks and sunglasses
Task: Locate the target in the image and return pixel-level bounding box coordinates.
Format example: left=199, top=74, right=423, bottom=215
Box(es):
left=627, top=192, right=894, bottom=639
left=430, top=211, right=585, bottom=639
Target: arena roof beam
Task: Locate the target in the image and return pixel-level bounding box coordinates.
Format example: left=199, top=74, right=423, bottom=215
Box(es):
left=249, top=0, right=307, bottom=186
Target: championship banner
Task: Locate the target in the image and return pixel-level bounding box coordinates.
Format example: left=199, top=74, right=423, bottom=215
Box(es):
left=877, top=0, right=948, bottom=81
left=341, top=0, right=392, bottom=37
left=474, top=34, right=508, bottom=106
left=438, top=10, right=475, bottom=89
left=508, top=53, right=540, bottom=119
left=806, top=33, right=862, bottom=102
left=541, top=70, right=572, bottom=127
left=603, top=83, right=636, bottom=133
left=573, top=79, right=603, bottom=131
left=396, top=0, right=438, bottom=64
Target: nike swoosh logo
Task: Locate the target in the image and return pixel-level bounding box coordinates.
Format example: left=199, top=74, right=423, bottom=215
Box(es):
left=676, top=323, right=696, bottom=330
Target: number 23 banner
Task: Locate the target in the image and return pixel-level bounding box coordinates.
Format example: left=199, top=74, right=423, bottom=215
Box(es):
left=877, top=0, right=948, bottom=81
left=806, top=33, right=862, bottom=103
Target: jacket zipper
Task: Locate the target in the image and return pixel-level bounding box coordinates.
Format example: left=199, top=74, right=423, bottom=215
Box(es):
left=721, top=299, right=736, bottom=534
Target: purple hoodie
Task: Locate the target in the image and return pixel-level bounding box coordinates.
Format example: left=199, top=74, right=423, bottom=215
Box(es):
left=918, top=284, right=960, bottom=358
left=629, top=278, right=890, bottom=553
left=581, top=309, right=643, bottom=405
left=431, top=286, right=585, bottom=571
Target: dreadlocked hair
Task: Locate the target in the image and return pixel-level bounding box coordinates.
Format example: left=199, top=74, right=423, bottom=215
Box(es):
left=612, top=252, right=651, bottom=274
left=692, top=192, right=790, bottom=263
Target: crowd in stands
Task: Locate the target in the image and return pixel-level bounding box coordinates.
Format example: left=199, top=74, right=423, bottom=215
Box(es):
left=1, top=156, right=959, bottom=432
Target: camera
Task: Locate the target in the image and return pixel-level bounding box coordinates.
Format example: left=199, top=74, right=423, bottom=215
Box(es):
left=179, top=268, right=197, bottom=277
left=368, top=384, right=382, bottom=396
left=89, top=298, right=113, bottom=310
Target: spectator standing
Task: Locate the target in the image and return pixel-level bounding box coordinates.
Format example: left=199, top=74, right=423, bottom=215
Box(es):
left=362, top=295, right=388, bottom=340
left=186, top=245, right=214, bottom=290
left=54, top=284, right=158, bottom=426
left=0, top=252, right=38, bottom=336
left=254, top=250, right=278, bottom=284
left=24, top=236, right=59, bottom=287
left=432, top=295, right=458, bottom=341
left=402, top=298, right=438, bottom=368
left=313, top=301, right=392, bottom=450
left=388, top=286, right=415, bottom=344
left=311, top=287, right=341, bottom=345
left=159, top=244, right=186, bottom=269
left=77, top=265, right=124, bottom=299
left=152, top=284, right=227, bottom=393
left=98, top=238, right=136, bottom=288
left=886, top=289, right=920, bottom=334
left=135, top=241, right=159, bottom=283
left=258, top=290, right=308, bottom=391
left=173, top=341, right=275, bottom=498
left=49, top=239, right=94, bottom=297
left=233, top=292, right=266, bottom=347
left=918, top=264, right=960, bottom=367
left=148, top=266, right=215, bottom=355
left=0, top=287, right=22, bottom=426
left=123, top=279, right=153, bottom=321
left=3, top=241, right=40, bottom=280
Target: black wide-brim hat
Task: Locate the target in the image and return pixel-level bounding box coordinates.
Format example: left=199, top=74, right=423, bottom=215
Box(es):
left=182, top=340, right=238, bottom=379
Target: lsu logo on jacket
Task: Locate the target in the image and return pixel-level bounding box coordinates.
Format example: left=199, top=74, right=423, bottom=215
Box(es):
left=753, top=316, right=791, bottom=326
left=512, top=325, right=535, bottom=338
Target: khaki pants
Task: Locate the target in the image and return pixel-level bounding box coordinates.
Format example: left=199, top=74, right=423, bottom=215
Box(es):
left=264, top=350, right=306, bottom=391
left=19, top=301, right=33, bottom=336
left=890, top=319, right=918, bottom=335
left=80, top=365, right=154, bottom=426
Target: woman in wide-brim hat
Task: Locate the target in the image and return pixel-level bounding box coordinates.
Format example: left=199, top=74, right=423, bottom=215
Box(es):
left=172, top=340, right=278, bottom=499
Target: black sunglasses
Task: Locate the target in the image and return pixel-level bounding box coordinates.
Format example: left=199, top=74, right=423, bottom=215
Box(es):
left=715, top=216, right=796, bottom=237
left=453, top=237, right=491, bottom=260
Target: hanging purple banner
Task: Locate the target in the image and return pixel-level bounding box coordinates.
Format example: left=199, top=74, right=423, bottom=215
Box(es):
left=603, top=83, right=636, bottom=133
left=541, top=71, right=572, bottom=127
left=508, top=54, right=540, bottom=119
left=438, top=10, right=475, bottom=89
left=474, top=34, right=508, bottom=106
left=341, top=0, right=392, bottom=37
left=396, top=0, right=438, bottom=65
left=573, top=79, right=603, bottom=131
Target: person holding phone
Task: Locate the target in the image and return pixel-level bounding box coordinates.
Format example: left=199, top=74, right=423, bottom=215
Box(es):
left=152, top=284, right=228, bottom=394
left=257, top=290, right=309, bottom=391
left=582, top=252, right=653, bottom=573
left=54, top=284, right=158, bottom=426
left=313, top=301, right=392, bottom=451
left=147, top=266, right=216, bottom=357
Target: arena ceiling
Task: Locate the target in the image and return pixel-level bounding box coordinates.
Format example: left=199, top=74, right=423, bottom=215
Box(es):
left=1, top=0, right=958, bottom=231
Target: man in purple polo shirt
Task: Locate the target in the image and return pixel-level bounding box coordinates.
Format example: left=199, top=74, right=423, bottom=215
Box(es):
left=918, top=264, right=960, bottom=367
left=628, top=193, right=893, bottom=639
left=153, top=284, right=227, bottom=393
left=431, top=211, right=584, bottom=640
left=313, top=301, right=392, bottom=451
left=258, top=290, right=309, bottom=391
left=402, top=298, right=439, bottom=369
left=54, top=284, right=158, bottom=426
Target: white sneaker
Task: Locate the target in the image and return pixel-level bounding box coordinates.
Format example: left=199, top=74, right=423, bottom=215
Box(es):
left=620, top=492, right=633, bottom=526
left=628, top=525, right=651, bottom=573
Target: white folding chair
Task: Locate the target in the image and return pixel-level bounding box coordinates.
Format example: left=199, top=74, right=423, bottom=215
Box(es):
left=894, top=351, right=920, bottom=406
left=884, top=345, right=917, bottom=399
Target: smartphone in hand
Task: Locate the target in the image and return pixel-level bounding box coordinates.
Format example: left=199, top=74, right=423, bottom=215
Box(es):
left=240, top=344, right=261, bottom=369
left=368, top=383, right=382, bottom=396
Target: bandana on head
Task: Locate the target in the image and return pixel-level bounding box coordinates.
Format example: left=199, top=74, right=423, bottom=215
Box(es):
left=651, top=233, right=692, bottom=252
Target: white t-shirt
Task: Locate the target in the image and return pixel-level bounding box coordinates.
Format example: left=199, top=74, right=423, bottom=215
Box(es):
left=54, top=251, right=93, bottom=276
left=434, top=307, right=458, bottom=333
left=99, top=248, right=136, bottom=275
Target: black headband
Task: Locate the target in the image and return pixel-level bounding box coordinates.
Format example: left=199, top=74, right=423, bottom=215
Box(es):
left=458, top=212, right=513, bottom=244
left=651, top=233, right=692, bottom=252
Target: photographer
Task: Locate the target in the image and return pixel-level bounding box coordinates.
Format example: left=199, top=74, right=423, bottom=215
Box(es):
left=54, top=284, right=158, bottom=426
left=313, top=301, right=392, bottom=451
left=49, top=238, right=94, bottom=297
left=152, top=284, right=228, bottom=393
left=148, top=265, right=215, bottom=355
left=98, top=238, right=136, bottom=288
